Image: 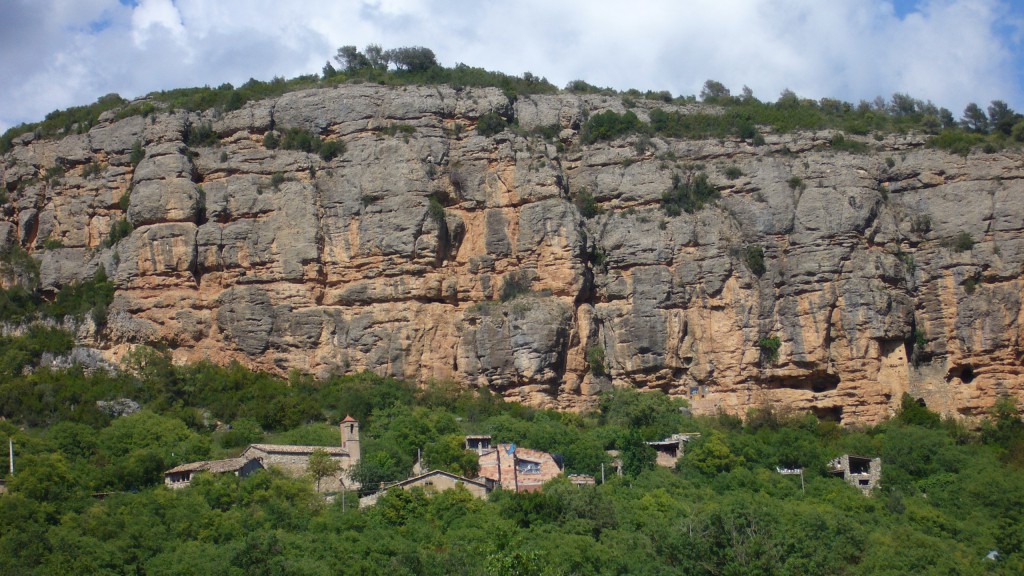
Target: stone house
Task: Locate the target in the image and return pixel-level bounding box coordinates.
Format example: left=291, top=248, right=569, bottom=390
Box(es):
left=477, top=444, right=562, bottom=492
left=164, top=457, right=264, bottom=489
left=358, top=469, right=491, bottom=508
left=240, top=416, right=361, bottom=493
left=647, top=433, right=701, bottom=468
left=464, top=435, right=492, bottom=454
left=828, top=454, right=881, bottom=493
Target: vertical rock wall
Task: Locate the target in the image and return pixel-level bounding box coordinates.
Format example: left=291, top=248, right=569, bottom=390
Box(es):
left=2, top=85, right=1022, bottom=424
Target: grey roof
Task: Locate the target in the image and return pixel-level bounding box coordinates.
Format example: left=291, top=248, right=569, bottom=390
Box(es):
left=246, top=444, right=349, bottom=456
left=165, top=457, right=259, bottom=475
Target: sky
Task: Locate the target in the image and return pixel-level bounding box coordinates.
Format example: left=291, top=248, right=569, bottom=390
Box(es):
left=2, top=0, right=1023, bottom=135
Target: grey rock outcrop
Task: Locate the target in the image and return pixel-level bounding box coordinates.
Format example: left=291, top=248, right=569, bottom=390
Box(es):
left=2, top=84, right=1022, bottom=424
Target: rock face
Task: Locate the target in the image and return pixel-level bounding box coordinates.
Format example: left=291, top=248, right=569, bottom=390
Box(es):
left=2, top=84, right=1023, bottom=424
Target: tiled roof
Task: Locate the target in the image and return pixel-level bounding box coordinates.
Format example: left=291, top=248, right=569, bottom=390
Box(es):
left=389, top=470, right=490, bottom=491
left=165, top=457, right=255, bottom=475
left=247, top=444, right=349, bottom=456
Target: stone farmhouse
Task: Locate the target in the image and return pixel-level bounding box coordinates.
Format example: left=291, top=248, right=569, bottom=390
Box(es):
left=241, top=416, right=361, bottom=492
left=164, top=457, right=264, bottom=489
left=477, top=443, right=563, bottom=492
left=163, top=416, right=362, bottom=493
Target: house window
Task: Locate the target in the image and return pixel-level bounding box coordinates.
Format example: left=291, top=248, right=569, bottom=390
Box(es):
left=517, top=460, right=540, bottom=475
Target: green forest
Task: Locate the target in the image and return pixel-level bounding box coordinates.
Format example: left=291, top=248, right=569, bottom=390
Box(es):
left=1, top=322, right=1023, bottom=575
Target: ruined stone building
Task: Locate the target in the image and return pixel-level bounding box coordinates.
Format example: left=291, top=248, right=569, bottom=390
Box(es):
left=477, top=444, right=562, bottom=492
left=164, top=457, right=264, bottom=489
left=464, top=435, right=492, bottom=454
left=828, top=454, right=881, bottom=493
left=647, top=433, right=701, bottom=468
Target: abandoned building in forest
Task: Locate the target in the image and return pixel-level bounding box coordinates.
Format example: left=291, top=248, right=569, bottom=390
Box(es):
left=828, top=454, right=882, bottom=493
left=647, top=433, right=701, bottom=468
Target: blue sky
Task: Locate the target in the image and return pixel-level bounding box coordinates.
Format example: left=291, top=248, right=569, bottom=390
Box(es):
left=1, top=0, right=1022, bottom=134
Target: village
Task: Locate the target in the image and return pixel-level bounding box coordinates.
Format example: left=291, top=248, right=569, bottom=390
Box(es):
left=158, top=417, right=881, bottom=505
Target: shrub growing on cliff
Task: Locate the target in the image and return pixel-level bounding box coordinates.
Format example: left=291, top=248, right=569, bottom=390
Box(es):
left=742, top=245, right=766, bottom=276
left=45, top=269, right=115, bottom=324
left=105, top=219, right=133, bottom=247
left=499, top=270, right=532, bottom=302
left=581, top=110, right=644, bottom=144
left=317, top=139, right=346, bottom=161
left=724, top=165, right=743, bottom=180
left=661, top=171, right=718, bottom=215
left=264, top=127, right=345, bottom=161
left=476, top=112, right=507, bottom=136
left=586, top=346, right=607, bottom=376
left=757, top=335, right=781, bottom=365
left=829, top=132, right=868, bottom=153
left=129, top=140, right=145, bottom=167
left=573, top=187, right=603, bottom=218
left=185, top=123, right=219, bottom=147
left=946, top=231, right=975, bottom=252
left=270, top=172, right=286, bottom=189
left=427, top=194, right=446, bottom=226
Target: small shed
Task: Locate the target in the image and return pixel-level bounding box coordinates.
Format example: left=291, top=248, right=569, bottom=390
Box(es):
left=164, top=457, right=264, bottom=489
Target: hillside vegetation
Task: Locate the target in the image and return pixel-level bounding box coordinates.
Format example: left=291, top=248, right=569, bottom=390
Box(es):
left=0, top=327, right=1023, bottom=575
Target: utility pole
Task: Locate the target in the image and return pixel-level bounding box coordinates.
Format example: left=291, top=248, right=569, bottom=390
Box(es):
left=8, top=438, right=13, bottom=477
left=601, top=463, right=605, bottom=484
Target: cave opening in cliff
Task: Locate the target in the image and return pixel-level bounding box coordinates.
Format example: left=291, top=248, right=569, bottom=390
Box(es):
left=948, top=365, right=976, bottom=384
left=960, top=365, right=975, bottom=383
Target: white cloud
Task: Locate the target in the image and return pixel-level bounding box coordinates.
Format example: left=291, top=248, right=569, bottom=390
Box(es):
left=1, top=0, right=1021, bottom=135
left=131, top=0, right=186, bottom=46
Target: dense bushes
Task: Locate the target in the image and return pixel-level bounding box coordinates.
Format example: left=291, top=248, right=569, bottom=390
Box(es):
left=581, top=110, right=643, bottom=143
left=475, top=111, right=507, bottom=136
left=661, top=171, right=719, bottom=215
left=264, top=127, right=346, bottom=161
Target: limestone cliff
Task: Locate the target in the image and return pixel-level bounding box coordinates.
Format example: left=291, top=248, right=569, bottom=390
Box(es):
left=2, top=84, right=1022, bottom=424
